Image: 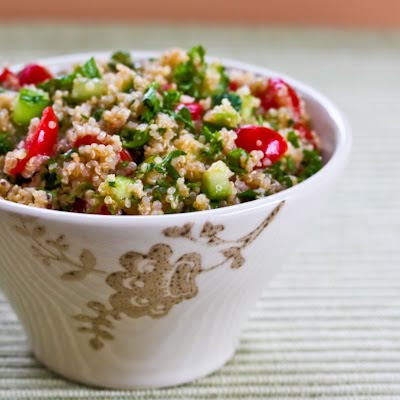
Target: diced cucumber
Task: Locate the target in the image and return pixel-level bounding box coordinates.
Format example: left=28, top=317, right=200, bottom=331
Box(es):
left=240, top=93, right=260, bottom=123
left=202, top=160, right=233, bottom=200
left=203, top=99, right=240, bottom=128
left=71, top=77, right=107, bottom=101
left=104, top=176, right=136, bottom=205
left=12, top=88, right=49, bottom=125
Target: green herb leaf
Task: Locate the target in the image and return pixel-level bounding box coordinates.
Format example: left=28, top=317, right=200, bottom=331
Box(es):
left=163, top=89, right=181, bottom=110
left=287, top=130, right=300, bottom=148
left=214, top=64, right=229, bottom=94
left=264, top=156, right=296, bottom=188
left=238, top=189, right=258, bottom=201
left=155, top=150, right=186, bottom=181
left=201, top=126, right=223, bottom=160
left=108, top=51, right=134, bottom=71
left=299, top=149, right=323, bottom=179
left=79, top=57, right=101, bottom=79
left=38, top=73, right=76, bottom=95
left=226, top=148, right=248, bottom=174
left=141, top=83, right=161, bottom=122
left=212, top=92, right=242, bottom=111
left=0, top=132, right=13, bottom=155
left=173, top=106, right=195, bottom=131
left=120, top=128, right=150, bottom=149
left=173, top=45, right=206, bottom=98
left=92, top=108, right=105, bottom=121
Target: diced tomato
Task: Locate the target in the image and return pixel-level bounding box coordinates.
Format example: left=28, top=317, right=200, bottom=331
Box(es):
left=70, top=199, right=88, bottom=213
left=97, top=204, right=111, bottom=215
left=0, top=67, right=20, bottom=90
left=161, top=83, right=174, bottom=91
left=229, top=80, right=239, bottom=91
left=175, top=102, right=204, bottom=121
left=260, top=78, right=301, bottom=121
left=119, top=148, right=133, bottom=162
left=295, top=123, right=318, bottom=148
left=235, top=125, right=288, bottom=166
left=10, top=107, right=58, bottom=175
left=18, top=64, right=53, bottom=86
left=74, top=135, right=102, bottom=148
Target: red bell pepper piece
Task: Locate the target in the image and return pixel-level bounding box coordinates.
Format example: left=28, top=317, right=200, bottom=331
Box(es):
left=260, top=78, right=301, bottom=121
left=119, top=148, right=133, bottom=162
left=235, top=125, right=288, bottom=166
left=0, top=67, right=20, bottom=90
left=10, top=107, right=58, bottom=175
left=18, top=64, right=53, bottom=86
left=175, top=102, right=204, bottom=121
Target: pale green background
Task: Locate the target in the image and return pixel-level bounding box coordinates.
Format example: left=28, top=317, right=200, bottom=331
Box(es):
left=1, top=24, right=399, bottom=399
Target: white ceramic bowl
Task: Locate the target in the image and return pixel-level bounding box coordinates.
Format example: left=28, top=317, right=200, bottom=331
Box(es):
left=0, top=52, right=351, bottom=389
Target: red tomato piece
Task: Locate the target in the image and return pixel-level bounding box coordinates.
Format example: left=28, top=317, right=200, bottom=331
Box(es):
left=70, top=199, right=88, bottom=213
left=175, top=102, right=204, bottom=121
left=96, top=204, right=111, bottom=215
left=0, top=67, right=20, bottom=90
left=229, top=80, right=239, bottom=91
left=260, top=78, right=300, bottom=121
left=235, top=125, right=288, bottom=166
left=18, top=64, right=53, bottom=86
left=74, top=135, right=102, bottom=148
left=119, top=148, right=133, bottom=162
left=10, top=107, right=59, bottom=175
left=161, top=83, right=174, bottom=91
left=295, top=123, right=318, bottom=148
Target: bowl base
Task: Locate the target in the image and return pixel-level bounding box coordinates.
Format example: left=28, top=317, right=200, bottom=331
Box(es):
left=33, top=343, right=237, bottom=389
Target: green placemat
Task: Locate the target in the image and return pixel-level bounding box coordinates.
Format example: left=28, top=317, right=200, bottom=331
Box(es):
left=1, top=24, right=400, bottom=399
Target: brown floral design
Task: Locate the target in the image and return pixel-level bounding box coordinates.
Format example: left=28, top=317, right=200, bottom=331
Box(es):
left=74, top=201, right=284, bottom=349
left=13, top=217, right=105, bottom=281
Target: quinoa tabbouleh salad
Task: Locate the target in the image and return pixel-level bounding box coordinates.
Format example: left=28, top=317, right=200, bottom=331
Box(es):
left=0, top=46, right=322, bottom=215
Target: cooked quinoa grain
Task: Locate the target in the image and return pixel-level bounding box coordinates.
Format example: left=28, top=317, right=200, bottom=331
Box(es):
left=0, top=46, right=323, bottom=215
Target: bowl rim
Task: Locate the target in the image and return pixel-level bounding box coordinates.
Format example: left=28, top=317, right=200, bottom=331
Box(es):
left=0, top=50, right=352, bottom=223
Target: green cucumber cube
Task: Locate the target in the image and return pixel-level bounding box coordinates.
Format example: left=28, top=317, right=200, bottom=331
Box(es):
left=12, top=88, right=49, bottom=125
left=202, top=160, right=233, bottom=200
left=71, top=77, right=107, bottom=101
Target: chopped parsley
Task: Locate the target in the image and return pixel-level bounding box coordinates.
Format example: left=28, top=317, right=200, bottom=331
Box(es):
left=0, top=132, right=13, bottom=155
left=226, top=148, right=248, bottom=174
left=78, top=57, right=101, bottom=79
left=212, top=92, right=242, bottom=111
left=238, top=189, right=258, bottom=201
left=92, top=108, right=105, bottom=121
left=141, top=83, right=161, bottom=122
left=264, top=156, right=296, bottom=188
left=201, top=126, right=223, bottom=160
left=287, top=130, right=300, bottom=148
left=162, top=89, right=181, bottom=110
left=139, top=150, right=186, bottom=181
left=120, top=128, right=150, bottom=149
left=299, top=149, right=323, bottom=179
left=173, top=45, right=206, bottom=99
left=108, top=51, right=134, bottom=71
left=171, top=106, right=194, bottom=131
left=38, top=73, right=76, bottom=95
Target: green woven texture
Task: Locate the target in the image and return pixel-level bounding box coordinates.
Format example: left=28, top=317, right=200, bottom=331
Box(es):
left=0, top=24, right=399, bottom=399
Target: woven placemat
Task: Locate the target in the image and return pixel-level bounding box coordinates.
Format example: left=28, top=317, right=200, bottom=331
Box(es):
left=1, top=24, right=400, bottom=399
